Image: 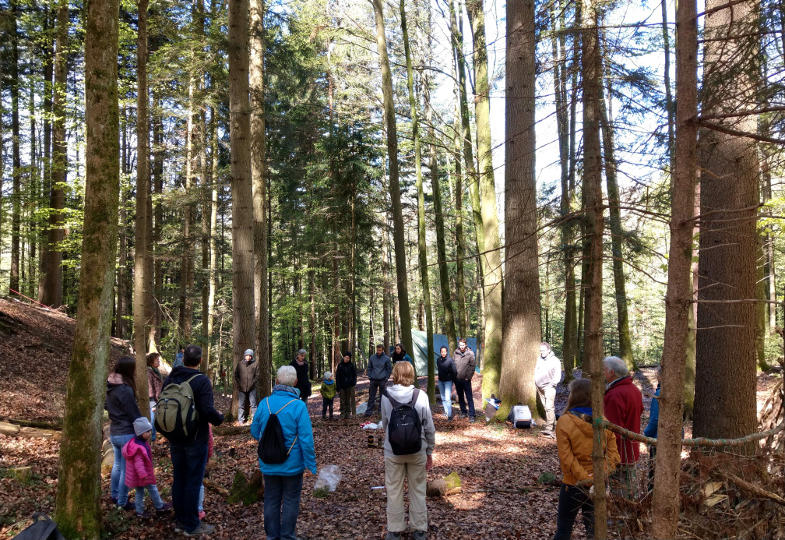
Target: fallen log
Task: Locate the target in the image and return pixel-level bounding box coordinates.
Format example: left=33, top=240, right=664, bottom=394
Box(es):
left=0, top=415, right=63, bottom=431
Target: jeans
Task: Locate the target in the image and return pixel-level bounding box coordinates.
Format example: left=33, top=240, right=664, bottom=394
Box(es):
left=263, top=473, right=304, bottom=540
left=170, top=442, right=208, bottom=533
left=238, top=389, right=258, bottom=424
left=537, top=385, right=557, bottom=432
left=385, top=451, right=428, bottom=533
left=110, top=433, right=134, bottom=505
left=437, top=380, right=453, bottom=418
left=198, top=484, right=204, bottom=513
left=339, top=387, right=356, bottom=418
left=366, top=379, right=385, bottom=415
left=134, top=484, right=164, bottom=514
left=322, top=397, right=334, bottom=418
left=149, top=399, right=157, bottom=441
left=554, top=484, right=593, bottom=540
left=454, top=378, right=475, bottom=418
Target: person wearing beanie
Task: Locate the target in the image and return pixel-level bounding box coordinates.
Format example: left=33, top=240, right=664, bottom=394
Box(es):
left=290, top=349, right=312, bottom=404
left=365, top=344, right=392, bottom=417
left=122, top=417, right=172, bottom=518
left=335, top=351, right=358, bottom=420
left=320, top=371, right=337, bottom=420
left=235, top=348, right=260, bottom=424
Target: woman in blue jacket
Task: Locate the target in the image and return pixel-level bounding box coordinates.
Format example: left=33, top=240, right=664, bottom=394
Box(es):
left=251, top=365, right=317, bottom=540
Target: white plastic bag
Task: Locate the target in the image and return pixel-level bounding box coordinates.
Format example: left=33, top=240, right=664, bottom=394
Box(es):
left=313, top=464, right=342, bottom=493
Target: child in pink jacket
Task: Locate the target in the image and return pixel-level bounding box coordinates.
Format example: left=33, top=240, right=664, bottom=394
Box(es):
left=123, top=417, right=171, bottom=518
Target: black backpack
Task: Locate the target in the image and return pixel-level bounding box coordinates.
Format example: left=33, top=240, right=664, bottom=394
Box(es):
left=257, top=397, right=299, bottom=464
left=387, top=389, right=423, bottom=455
left=12, top=514, right=65, bottom=540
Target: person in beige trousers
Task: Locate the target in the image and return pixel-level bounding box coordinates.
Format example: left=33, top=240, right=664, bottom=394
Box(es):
left=380, top=362, right=436, bottom=540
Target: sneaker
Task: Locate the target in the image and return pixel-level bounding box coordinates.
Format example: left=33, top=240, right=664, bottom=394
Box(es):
left=198, top=511, right=206, bottom=520
left=174, top=522, right=185, bottom=534
left=540, top=430, right=556, bottom=439
left=413, top=531, right=428, bottom=540
left=156, top=502, right=173, bottom=514
left=468, top=416, right=476, bottom=423
left=385, top=533, right=403, bottom=540
left=184, top=523, right=216, bottom=536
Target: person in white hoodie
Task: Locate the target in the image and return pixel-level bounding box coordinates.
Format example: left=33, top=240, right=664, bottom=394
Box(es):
left=534, top=342, right=562, bottom=438
left=380, top=361, right=436, bottom=540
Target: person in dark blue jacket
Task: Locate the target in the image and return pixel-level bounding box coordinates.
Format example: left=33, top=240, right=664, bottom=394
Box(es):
left=251, top=365, right=317, bottom=540
left=163, top=345, right=224, bottom=536
left=105, top=356, right=142, bottom=509
left=436, top=346, right=457, bottom=420
left=644, top=368, right=661, bottom=492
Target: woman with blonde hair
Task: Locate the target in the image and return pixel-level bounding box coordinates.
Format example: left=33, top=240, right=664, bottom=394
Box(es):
left=381, top=361, right=436, bottom=540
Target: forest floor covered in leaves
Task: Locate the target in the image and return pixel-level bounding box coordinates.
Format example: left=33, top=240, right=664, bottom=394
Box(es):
left=0, top=297, right=781, bottom=539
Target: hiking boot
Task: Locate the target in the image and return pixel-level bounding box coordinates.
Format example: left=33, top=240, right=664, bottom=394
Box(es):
left=413, top=531, right=428, bottom=540
left=385, top=533, right=403, bottom=540
left=183, top=523, right=216, bottom=536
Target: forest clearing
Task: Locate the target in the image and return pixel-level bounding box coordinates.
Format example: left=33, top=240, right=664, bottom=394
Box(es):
left=2, top=0, right=785, bottom=538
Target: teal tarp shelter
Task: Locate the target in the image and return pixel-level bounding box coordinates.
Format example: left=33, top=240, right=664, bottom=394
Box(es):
left=410, top=330, right=480, bottom=378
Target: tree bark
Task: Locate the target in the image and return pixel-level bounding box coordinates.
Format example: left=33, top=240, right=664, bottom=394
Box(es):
left=371, top=0, right=414, bottom=358
left=400, top=0, right=432, bottom=396
left=229, top=0, right=256, bottom=418
left=54, top=1, right=120, bottom=536
left=498, top=0, right=540, bottom=420
left=581, top=1, right=608, bottom=536
left=599, top=77, right=634, bottom=368
left=9, top=0, right=21, bottom=295
left=39, top=0, right=68, bottom=307
left=134, top=0, right=151, bottom=417
left=694, top=0, right=759, bottom=442
left=466, top=0, right=504, bottom=400
left=651, top=0, right=697, bottom=535
left=251, top=0, right=270, bottom=397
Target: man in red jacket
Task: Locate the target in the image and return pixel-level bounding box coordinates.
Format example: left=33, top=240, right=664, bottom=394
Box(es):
left=603, top=356, right=643, bottom=499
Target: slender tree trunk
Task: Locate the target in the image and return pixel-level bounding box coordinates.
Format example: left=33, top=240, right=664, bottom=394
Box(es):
left=661, top=0, right=675, bottom=166
left=498, top=0, right=540, bottom=420
left=37, top=9, right=54, bottom=303
left=251, top=0, right=270, bottom=397
left=54, top=1, right=120, bottom=536
left=117, top=118, right=128, bottom=340
left=27, top=81, right=37, bottom=297
left=206, top=107, right=219, bottom=376
left=694, top=0, right=759, bottom=442
left=551, top=0, right=577, bottom=376
left=651, top=0, right=697, bottom=535
left=372, top=0, right=414, bottom=358
left=466, top=0, right=504, bottom=400
left=599, top=76, right=634, bottom=368
left=179, top=78, right=195, bottom=339
left=10, top=1, right=21, bottom=295
left=134, top=0, right=151, bottom=416
left=228, top=0, right=256, bottom=417
left=581, top=1, right=608, bottom=536
left=570, top=0, right=583, bottom=363
left=152, top=105, right=164, bottom=339
left=452, top=117, right=468, bottom=338
left=400, top=0, right=431, bottom=394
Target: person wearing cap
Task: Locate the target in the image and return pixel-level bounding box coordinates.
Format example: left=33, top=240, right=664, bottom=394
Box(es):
left=122, top=417, right=172, bottom=518
left=235, top=348, right=260, bottom=424
left=290, top=349, right=312, bottom=404
left=335, top=351, right=358, bottom=420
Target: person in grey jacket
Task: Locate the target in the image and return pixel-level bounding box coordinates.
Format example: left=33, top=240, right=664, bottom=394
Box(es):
left=380, top=361, right=435, bottom=540
left=365, top=343, right=393, bottom=417
left=453, top=338, right=477, bottom=422
left=235, top=348, right=259, bottom=424
left=534, top=342, right=562, bottom=438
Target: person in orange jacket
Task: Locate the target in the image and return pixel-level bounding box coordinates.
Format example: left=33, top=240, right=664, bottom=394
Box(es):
left=554, top=378, right=620, bottom=540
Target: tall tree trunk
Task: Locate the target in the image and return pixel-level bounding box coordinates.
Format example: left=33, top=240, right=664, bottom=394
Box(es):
left=27, top=81, right=37, bottom=297
left=9, top=0, right=21, bottom=295
left=251, top=0, right=270, bottom=397
left=179, top=78, right=195, bottom=339
left=599, top=77, right=634, bottom=368
left=694, top=0, right=759, bottom=441
left=134, top=0, right=151, bottom=416
left=466, top=0, right=504, bottom=399
left=152, top=104, right=164, bottom=339
left=551, top=0, right=577, bottom=376
left=452, top=117, right=468, bottom=338
left=206, top=107, right=219, bottom=376
left=498, top=0, right=540, bottom=420
left=661, top=0, right=675, bottom=165
left=54, top=1, right=120, bottom=536
left=372, top=0, right=414, bottom=358
left=117, top=117, right=128, bottom=340
left=228, top=0, right=256, bottom=418
left=400, top=0, right=431, bottom=394
left=581, top=1, right=608, bottom=536
left=651, top=0, right=697, bottom=535
left=39, top=0, right=68, bottom=307
left=37, top=8, right=54, bottom=303
left=570, top=0, right=583, bottom=364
